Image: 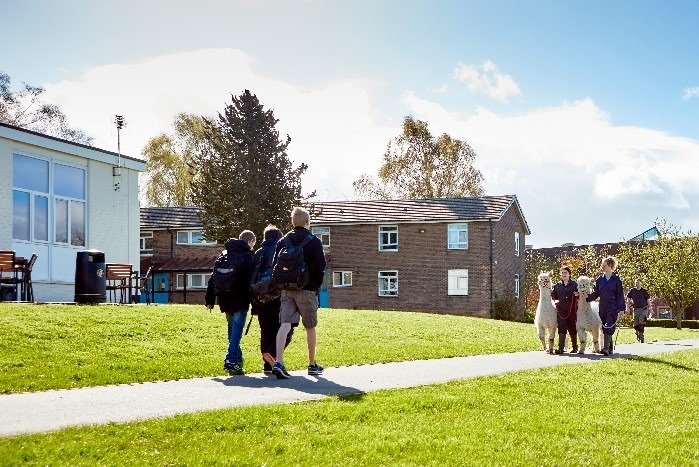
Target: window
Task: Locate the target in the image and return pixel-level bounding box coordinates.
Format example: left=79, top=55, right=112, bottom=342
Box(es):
left=448, top=269, right=469, bottom=295
left=12, top=154, right=85, bottom=246
left=176, top=273, right=212, bottom=289
left=140, top=232, right=154, bottom=254
left=448, top=223, right=468, bottom=249
left=379, top=225, right=398, bottom=251
left=378, top=271, right=398, bottom=296
left=312, top=226, right=330, bottom=248
left=515, top=232, right=520, bottom=256
left=332, top=271, right=352, bottom=287
left=176, top=230, right=215, bottom=245
left=514, top=274, right=520, bottom=298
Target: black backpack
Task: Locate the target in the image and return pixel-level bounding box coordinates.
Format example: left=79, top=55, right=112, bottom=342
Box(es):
left=250, top=246, right=280, bottom=303
left=272, top=234, right=314, bottom=290
left=212, top=251, right=247, bottom=294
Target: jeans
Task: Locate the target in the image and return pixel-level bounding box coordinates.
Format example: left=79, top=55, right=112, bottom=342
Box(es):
left=225, top=310, right=248, bottom=364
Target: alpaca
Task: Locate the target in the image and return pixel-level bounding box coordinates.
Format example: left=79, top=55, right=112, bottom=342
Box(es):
left=575, top=275, right=602, bottom=354
left=534, top=271, right=557, bottom=353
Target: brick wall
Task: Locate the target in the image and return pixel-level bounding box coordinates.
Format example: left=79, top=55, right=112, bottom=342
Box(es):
left=491, top=207, right=527, bottom=316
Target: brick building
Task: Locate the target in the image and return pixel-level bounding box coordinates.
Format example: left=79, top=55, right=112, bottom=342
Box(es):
left=140, top=206, right=221, bottom=304
left=310, top=195, right=530, bottom=317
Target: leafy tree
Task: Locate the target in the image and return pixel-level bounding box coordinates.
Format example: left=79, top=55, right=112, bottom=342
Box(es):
left=0, top=71, right=92, bottom=144
left=142, top=113, right=209, bottom=206
left=617, top=220, right=699, bottom=329
left=191, top=90, right=309, bottom=242
left=353, top=116, right=484, bottom=199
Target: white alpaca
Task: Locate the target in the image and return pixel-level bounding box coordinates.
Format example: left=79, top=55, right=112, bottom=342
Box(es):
left=534, top=272, right=557, bottom=353
left=575, top=276, right=602, bottom=354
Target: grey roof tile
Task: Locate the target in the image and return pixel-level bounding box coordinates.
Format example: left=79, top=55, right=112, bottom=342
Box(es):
left=140, top=206, right=203, bottom=229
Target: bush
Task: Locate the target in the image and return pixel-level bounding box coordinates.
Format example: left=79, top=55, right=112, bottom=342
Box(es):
left=492, top=296, right=517, bottom=321
left=645, top=319, right=699, bottom=329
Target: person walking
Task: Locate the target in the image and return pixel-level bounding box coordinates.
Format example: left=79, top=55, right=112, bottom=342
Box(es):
left=205, top=231, right=256, bottom=375
left=551, top=266, right=578, bottom=354
left=250, top=225, right=295, bottom=374
left=271, top=207, right=326, bottom=379
left=627, top=279, right=650, bottom=343
left=586, top=256, right=626, bottom=356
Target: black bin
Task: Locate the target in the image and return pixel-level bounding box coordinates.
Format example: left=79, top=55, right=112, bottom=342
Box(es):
left=74, top=250, right=106, bottom=304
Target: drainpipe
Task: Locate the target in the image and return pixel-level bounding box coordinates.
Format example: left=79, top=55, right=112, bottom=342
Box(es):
left=489, top=220, right=494, bottom=317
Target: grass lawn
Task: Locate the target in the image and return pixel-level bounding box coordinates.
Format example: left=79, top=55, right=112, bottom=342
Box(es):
left=1, top=349, right=698, bottom=465
left=0, top=303, right=697, bottom=393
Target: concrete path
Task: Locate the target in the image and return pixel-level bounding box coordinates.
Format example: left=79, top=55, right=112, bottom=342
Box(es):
left=2, top=339, right=698, bottom=437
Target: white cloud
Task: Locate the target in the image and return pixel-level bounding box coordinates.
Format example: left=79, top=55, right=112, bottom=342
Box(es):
left=43, top=48, right=396, bottom=202
left=683, top=86, right=699, bottom=100
left=427, top=84, right=449, bottom=94
left=453, top=60, right=522, bottom=102
left=401, top=92, right=699, bottom=246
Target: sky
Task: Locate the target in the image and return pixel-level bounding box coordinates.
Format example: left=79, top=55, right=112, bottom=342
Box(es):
left=2, top=0, right=699, bottom=248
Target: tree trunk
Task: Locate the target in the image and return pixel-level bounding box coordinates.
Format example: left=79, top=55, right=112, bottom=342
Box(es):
left=676, top=314, right=683, bottom=330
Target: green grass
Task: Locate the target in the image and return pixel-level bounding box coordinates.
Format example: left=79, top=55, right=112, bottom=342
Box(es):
left=0, top=303, right=697, bottom=393
left=2, top=349, right=699, bottom=466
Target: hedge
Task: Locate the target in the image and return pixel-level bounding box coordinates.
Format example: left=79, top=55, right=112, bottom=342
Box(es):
left=645, top=319, right=699, bottom=329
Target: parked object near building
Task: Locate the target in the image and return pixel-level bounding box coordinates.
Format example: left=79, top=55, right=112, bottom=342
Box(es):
left=74, top=250, right=106, bottom=304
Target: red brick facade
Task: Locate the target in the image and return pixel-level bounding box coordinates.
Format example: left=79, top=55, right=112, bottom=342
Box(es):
left=322, top=205, right=527, bottom=317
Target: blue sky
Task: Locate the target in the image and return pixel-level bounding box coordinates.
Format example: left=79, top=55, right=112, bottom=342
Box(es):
left=2, top=0, right=699, bottom=247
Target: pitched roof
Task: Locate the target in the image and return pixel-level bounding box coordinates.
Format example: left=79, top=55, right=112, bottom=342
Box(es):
left=309, top=195, right=531, bottom=234
left=150, top=255, right=216, bottom=272
left=140, top=206, right=203, bottom=229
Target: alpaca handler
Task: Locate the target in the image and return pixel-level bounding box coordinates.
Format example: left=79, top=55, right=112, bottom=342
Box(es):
left=586, top=256, right=626, bottom=356
left=551, top=267, right=578, bottom=354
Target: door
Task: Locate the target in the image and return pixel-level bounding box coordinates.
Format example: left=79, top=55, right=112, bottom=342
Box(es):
left=318, top=270, right=330, bottom=308
left=151, top=272, right=169, bottom=304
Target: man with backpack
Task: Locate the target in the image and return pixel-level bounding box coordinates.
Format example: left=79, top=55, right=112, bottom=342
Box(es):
left=205, top=230, right=256, bottom=375
left=271, top=207, right=326, bottom=379
left=250, top=225, right=295, bottom=374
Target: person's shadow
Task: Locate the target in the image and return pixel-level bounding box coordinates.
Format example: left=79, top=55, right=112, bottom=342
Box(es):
left=212, top=373, right=366, bottom=400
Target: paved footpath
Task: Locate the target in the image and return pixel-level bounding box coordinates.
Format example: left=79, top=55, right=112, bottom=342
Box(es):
left=2, top=339, right=698, bottom=437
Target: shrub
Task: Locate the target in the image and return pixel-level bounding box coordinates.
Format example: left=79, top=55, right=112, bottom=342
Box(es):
left=645, top=319, right=699, bottom=329
left=492, top=295, right=517, bottom=321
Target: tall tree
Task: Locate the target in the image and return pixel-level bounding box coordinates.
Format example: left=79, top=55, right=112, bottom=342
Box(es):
left=142, top=113, right=209, bottom=206
left=353, top=116, right=484, bottom=199
left=616, top=221, right=699, bottom=329
left=191, top=90, right=308, bottom=242
left=0, top=71, right=92, bottom=144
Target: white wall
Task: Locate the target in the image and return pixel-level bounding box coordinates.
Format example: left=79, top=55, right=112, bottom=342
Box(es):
left=0, top=126, right=144, bottom=302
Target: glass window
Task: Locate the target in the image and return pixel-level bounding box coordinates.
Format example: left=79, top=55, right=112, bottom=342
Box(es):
left=34, top=196, right=49, bottom=242
left=191, top=231, right=203, bottom=244
left=312, top=226, right=330, bottom=248
left=176, top=273, right=212, bottom=289
left=514, top=274, right=520, bottom=299
left=177, top=231, right=189, bottom=244
left=379, top=226, right=398, bottom=251
left=54, top=164, right=85, bottom=200
left=332, top=271, right=352, bottom=287
left=176, top=230, right=215, bottom=245
left=515, top=232, right=520, bottom=256
left=378, top=271, right=398, bottom=296
left=448, top=223, right=468, bottom=249
left=448, top=269, right=469, bottom=295
left=12, top=190, right=30, bottom=241
left=140, top=232, right=154, bottom=254
left=55, top=199, right=69, bottom=244
left=13, top=154, right=48, bottom=192
left=71, top=201, right=85, bottom=246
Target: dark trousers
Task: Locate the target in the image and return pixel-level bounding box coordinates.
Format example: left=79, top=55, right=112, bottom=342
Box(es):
left=255, top=299, right=293, bottom=358
left=557, top=311, right=577, bottom=347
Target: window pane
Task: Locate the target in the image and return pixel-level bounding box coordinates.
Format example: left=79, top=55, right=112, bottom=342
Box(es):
left=13, top=154, right=48, bottom=192
left=71, top=201, right=85, bottom=246
left=343, top=272, right=352, bottom=286
left=191, top=275, right=203, bottom=287
left=34, top=195, right=48, bottom=241
left=54, top=164, right=86, bottom=199
left=143, top=237, right=153, bottom=250
left=176, top=274, right=184, bottom=288
left=333, top=272, right=342, bottom=286
left=55, top=199, right=68, bottom=243
left=457, top=277, right=468, bottom=289
left=191, top=231, right=203, bottom=244
left=177, top=232, right=189, bottom=243
left=12, top=190, right=30, bottom=240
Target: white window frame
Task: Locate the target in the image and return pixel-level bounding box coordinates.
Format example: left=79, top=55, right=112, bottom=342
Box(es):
left=332, top=270, right=352, bottom=287
left=514, top=274, right=520, bottom=299
left=176, top=230, right=216, bottom=245
left=312, top=226, right=330, bottom=248
left=140, top=231, right=154, bottom=255
left=515, top=232, right=520, bottom=257
left=378, top=225, right=398, bottom=251
left=447, top=223, right=468, bottom=250
left=176, top=272, right=212, bottom=289
left=378, top=270, right=398, bottom=296
left=448, top=269, right=469, bottom=296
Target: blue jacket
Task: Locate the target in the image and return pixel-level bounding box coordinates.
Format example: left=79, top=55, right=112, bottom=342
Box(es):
left=587, top=273, right=625, bottom=314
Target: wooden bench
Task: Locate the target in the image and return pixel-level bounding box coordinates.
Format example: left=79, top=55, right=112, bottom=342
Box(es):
left=106, top=263, right=134, bottom=304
